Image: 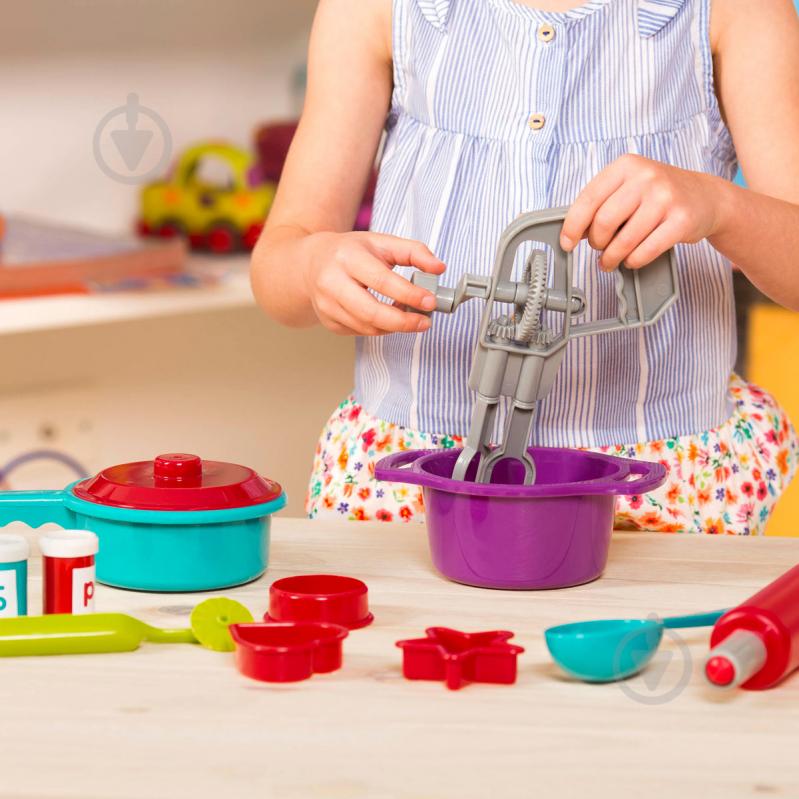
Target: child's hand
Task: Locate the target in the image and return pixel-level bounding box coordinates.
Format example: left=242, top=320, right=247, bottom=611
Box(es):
left=560, top=154, right=722, bottom=271
left=303, top=231, right=446, bottom=336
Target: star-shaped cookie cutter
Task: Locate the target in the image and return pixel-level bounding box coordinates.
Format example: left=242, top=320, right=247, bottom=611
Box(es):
left=396, top=627, right=525, bottom=690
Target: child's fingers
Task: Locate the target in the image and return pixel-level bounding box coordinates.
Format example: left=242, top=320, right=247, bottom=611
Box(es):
left=328, top=302, right=387, bottom=336
left=313, top=289, right=384, bottom=336
left=370, top=234, right=446, bottom=274
left=561, top=164, right=626, bottom=251
left=599, top=202, right=666, bottom=270
left=323, top=318, right=358, bottom=336
left=621, top=218, right=681, bottom=270
left=338, top=280, right=432, bottom=334
left=586, top=183, right=642, bottom=252
left=350, top=253, right=436, bottom=311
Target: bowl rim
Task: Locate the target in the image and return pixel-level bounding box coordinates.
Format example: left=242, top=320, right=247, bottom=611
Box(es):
left=376, top=446, right=665, bottom=498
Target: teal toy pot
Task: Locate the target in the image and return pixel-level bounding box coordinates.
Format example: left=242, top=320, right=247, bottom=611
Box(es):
left=0, top=454, right=286, bottom=593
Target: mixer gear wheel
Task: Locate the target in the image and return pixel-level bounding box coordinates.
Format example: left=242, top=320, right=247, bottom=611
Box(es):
left=514, top=249, right=549, bottom=342
left=487, top=249, right=550, bottom=344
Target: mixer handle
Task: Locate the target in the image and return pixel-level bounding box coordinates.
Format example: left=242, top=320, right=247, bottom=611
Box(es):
left=0, top=490, right=75, bottom=529
left=569, top=252, right=679, bottom=338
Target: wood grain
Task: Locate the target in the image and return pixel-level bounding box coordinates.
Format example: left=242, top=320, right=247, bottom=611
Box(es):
left=1, top=519, right=797, bottom=799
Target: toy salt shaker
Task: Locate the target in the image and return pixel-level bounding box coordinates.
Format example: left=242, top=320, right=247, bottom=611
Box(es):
left=40, top=530, right=98, bottom=615
left=0, top=533, right=30, bottom=617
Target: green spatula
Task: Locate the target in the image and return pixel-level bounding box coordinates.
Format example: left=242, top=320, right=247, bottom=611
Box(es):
left=0, top=597, right=253, bottom=656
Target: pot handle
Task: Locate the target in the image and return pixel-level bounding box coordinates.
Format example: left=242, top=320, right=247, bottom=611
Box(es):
left=615, top=461, right=667, bottom=496
left=374, top=450, right=434, bottom=487
left=0, top=490, right=75, bottom=529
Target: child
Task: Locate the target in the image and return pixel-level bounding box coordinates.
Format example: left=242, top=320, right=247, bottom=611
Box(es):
left=252, top=0, right=799, bottom=534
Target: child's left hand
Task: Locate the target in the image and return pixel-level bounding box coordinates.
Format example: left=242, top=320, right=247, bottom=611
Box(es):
left=559, top=154, right=722, bottom=271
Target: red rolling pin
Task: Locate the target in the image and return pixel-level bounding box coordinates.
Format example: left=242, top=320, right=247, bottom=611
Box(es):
left=704, top=563, right=799, bottom=690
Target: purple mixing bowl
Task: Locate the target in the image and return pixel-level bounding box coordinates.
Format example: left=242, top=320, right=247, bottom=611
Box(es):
left=375, top=447, right=666, bottom=590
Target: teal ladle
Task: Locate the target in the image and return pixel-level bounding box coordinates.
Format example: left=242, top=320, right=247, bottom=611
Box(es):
left=544, top=610, right=726, bottom=683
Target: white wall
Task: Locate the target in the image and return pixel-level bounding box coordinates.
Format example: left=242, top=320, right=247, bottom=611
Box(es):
left=1, top=0, right=317, bottom=233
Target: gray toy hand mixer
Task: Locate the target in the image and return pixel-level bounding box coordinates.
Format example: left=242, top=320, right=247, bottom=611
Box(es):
left=410, top=207, right=679, bottom=485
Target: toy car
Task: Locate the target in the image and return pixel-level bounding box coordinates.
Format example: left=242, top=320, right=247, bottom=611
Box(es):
left=138, top=142, right=275, bottom=253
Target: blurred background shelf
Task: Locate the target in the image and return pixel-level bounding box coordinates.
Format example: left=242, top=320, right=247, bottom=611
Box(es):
left=0, top=256, right=253, bottom=336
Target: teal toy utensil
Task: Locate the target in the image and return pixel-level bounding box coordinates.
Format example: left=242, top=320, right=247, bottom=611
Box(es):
left=545, top=610, right=726, bottom=683
left=0, top=597, right=252, bottom=656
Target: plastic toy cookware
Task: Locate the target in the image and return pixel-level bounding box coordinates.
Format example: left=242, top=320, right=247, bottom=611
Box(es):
left=397, top=628, right=525, bottom=690
left=0, top=453, right=286, bottom=592
left=375, top=447, right=666, bottom=590
left=229, top=621, right=349, bottom=682
left=0, top=597, right=253, bottom=656
left=545, top=609, right=726, bottom=683
left=265, top=574, right=374, bottom=629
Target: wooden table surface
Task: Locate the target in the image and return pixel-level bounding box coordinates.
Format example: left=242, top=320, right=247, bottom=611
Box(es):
left=2, top=518, right=798, bottom=799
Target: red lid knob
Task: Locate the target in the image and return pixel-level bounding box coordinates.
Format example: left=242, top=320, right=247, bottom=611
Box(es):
left=154, top=453, right=203, bottom=485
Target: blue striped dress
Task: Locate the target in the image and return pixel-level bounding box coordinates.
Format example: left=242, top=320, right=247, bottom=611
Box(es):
left=354, top=0, right=739, bottom=447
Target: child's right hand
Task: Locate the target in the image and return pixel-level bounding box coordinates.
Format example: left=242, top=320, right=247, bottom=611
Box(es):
left=251, top=0, right=446, bottom=333
left=302, top=231, right=446, bottom=336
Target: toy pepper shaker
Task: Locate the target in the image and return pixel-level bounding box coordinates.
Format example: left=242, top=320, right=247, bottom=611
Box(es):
left=0, top=534, right=30, bottom=617
left=40, top=530, right=98, bottom=615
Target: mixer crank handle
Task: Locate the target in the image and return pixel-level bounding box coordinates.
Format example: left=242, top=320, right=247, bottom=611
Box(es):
left=410, top=272, right=491, bottom=314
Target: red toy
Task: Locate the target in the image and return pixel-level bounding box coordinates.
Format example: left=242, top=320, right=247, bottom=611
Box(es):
left=705, top=563, right=799, bottom=690
left=265, top=574, right=373, bottom=629
left=40, top=530, right=98, bottom=615
left=229, top=622, right=348, bottom=683
left=396, top=628, right=525, bottom=690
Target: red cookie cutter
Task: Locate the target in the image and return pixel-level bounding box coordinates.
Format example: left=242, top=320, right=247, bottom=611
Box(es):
left=265, top=574, right=374, bottom=630
left=229, top=622, right=348, bottom=683
left=396, top=627, right=525, bottom=690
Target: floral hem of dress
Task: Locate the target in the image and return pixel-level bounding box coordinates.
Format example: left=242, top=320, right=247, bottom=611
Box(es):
left=306, top=377, right=798, bottom=535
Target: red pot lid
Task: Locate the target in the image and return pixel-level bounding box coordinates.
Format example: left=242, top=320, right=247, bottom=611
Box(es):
left=72, top=453, right=282, bottom=511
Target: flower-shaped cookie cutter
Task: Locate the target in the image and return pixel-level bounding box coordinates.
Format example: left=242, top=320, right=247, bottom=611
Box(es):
left=396, top=627, right=524, bottom=690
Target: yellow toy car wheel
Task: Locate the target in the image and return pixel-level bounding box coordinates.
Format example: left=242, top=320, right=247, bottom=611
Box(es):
left=206, top=220, right=239, bottom=254
left=156, top=218, right=185, bottom=239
